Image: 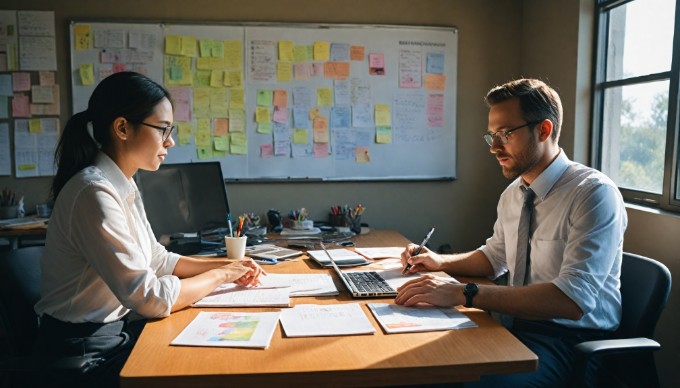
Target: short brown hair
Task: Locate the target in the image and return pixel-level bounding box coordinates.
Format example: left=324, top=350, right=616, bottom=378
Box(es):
left=485, top=79, right=563, bottom=142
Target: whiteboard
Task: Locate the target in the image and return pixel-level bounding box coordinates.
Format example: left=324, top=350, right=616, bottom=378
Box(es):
left=70, top=22, right=457, bottom=181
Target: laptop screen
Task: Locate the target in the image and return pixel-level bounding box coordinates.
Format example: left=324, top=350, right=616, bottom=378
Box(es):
left=135, top=162, right=230, bottom=240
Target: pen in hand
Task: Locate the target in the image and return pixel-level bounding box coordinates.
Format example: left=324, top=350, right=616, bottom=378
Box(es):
left=402, top=227, right=435, bottom=274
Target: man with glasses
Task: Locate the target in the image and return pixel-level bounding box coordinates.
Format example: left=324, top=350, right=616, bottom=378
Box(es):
left=397, top=79, right=627, bottom=385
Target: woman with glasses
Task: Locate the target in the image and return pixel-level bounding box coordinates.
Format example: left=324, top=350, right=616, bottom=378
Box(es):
left=34, top=72, right=264, bottom=386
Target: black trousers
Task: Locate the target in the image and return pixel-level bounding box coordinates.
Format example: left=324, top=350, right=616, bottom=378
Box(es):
left=33, top=314, right=146, bottom=388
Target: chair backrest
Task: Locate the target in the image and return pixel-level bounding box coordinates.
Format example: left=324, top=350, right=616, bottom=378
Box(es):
left=616, top=252, right=672, bottom=339
left=0, top=246, right=43, bottom=356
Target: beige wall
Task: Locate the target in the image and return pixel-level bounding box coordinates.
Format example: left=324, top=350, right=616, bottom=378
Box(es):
left=1, top=0, right=677, bottom=385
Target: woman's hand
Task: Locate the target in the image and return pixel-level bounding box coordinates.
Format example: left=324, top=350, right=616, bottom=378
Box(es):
left=221, top=259, right=266, bottom=287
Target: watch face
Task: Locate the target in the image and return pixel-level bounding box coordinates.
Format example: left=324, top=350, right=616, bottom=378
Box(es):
left=464, top=283, right=478, bottom=295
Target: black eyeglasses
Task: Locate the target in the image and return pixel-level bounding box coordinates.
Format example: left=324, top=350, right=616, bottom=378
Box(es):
left=484, top=120, right=543, bottom=146
left=140, top=122, right=175, bottom=141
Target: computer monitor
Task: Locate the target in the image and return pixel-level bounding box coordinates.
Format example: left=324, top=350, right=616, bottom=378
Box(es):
left=135, top=162, right=230, bottom=254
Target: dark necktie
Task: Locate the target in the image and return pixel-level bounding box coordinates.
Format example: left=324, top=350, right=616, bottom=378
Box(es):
left=513, top=187, right=536, bottom=286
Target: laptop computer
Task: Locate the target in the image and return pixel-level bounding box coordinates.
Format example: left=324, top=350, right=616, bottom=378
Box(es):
left=135, top=162, right=230, bottom=256
left=319, top=242, right=398, bottom=298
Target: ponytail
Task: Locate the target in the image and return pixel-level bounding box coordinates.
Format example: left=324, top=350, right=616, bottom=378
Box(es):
left=50, top=72, right=171, bottom=202
left=51, top=111, right=99, bottom=201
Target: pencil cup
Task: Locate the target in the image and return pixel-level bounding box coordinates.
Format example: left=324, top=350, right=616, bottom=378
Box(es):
left=0, top=205, right=18, bottom=220
left=225, top=236, right=247, bottom=260
left=329, top=214, right=348, bottom=227
left=347, top=216, right=362, bottom=235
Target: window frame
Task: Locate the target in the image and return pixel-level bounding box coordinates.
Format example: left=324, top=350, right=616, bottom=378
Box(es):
left=592, top=0, right=680, bottom=211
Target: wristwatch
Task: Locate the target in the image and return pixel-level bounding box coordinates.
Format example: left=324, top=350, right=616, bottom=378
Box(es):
left=463, top=283, right=479, bottom=308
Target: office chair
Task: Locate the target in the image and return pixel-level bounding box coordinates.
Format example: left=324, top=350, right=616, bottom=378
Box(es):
left=572, top=252, right=672, bottom=387
left=0, top=246, right=102, bottom=387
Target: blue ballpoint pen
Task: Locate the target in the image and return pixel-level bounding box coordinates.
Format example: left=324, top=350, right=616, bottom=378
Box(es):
left=227, top=212, right=234, bottom=237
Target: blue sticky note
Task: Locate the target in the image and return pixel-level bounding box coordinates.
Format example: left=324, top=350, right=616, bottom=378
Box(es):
left=426, top=52, right=445, bottom=74
left=293, top=106, right=310, bottom=129
left=330, top=106, right=351, bottom=128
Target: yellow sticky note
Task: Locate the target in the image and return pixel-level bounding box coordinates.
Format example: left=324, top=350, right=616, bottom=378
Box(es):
left=376, top=126, right=392, bottom=144
left=195, top=130, right=211, bottom=147
left=279, top=40, right=294, bottom=62
left=309, top=108, right=321, bottom=120
left=223, top=40, right=242, bottom=69
left=74, top=25, right=91, bottom=51
left=225, top=70, right=242, bottom=88
left=256, top=106, right=271, bottom=124
left=313, top=41, right=330, bottom=61
left=210, top=88, right=229, bottom=117
left=193, top=88, right=210, bottom=117
left=79, top=64, right=95, bottom=86
left=230, top=133, right=247, bottom=154
left=277, top=62, right=292, bottom=82
left=317, top=88, right=333, bottom=107
left=375, top=104, right=391, bottom=126
left=164, top=55, right=192, bottom=85
left=178, top=122, right=192, bottom=145
left=229, top=89, right=245, bottom=109
left=18, top=164, right=36, bottom=171
left=165, top=35, right=182, bottom=55
left=293, top=129, right=308, bottom=144
left=28, top=119, right=41, bottom=133
left=214, top=136, right=229, bottom=151
left=210, top=70, right=223, bottom=87
left=229, top=109, right=245, bottom=132
left=181, top=36, right=197, bottom=57
left=197, top=118, right=211, bottom=133
left=194, top=69, right=211, bottom=87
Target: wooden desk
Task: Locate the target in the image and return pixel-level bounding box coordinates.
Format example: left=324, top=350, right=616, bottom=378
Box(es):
left=0, top=227, right=47, bottom=249
left=120, top=230, right=537, bottom=387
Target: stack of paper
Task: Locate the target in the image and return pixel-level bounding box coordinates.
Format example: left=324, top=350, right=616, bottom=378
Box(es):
left=367, top=303, right=477, bottom=334
left=279, top=303, right=375, bottom=337
left=194, top=284, right=291, bottom=307
left=307, top=248, right=371, bottom=267
left=171, top=311, right=281, bottom=348
left=258, top=273, right=338, bottom=297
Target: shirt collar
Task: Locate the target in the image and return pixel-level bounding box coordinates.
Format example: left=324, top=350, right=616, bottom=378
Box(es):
left=521, top=149, right=569, bottom=200
left=94, top=152, right=136, bottom=200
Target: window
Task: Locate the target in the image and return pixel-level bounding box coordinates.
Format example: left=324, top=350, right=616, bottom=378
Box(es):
left=592, top=0, right=680, bottom=210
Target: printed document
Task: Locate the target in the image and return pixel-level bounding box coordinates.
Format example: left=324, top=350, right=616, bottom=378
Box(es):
left=171, top=311, right=280, bottom=348
left=194, top=284, right=291, bottom=307
left=279, top=303, right=375, bottom=337
left=258, top=273, right=339, bottom=296
left=368, top=303, right=477, bottom=334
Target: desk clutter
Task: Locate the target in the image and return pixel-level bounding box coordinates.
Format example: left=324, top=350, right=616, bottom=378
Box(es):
left=172, top=262, right=477, bottom=349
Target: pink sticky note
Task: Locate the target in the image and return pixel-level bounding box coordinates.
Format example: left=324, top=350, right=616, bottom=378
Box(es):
left=12, top=94, right=31, bottom=117
left=12, top=73, right=31, bottom=92
left=260, top=143, right=273, bottom=158
left=314, top=143, right=329, bottom=158
left=272, top=106, right=289, bottom=124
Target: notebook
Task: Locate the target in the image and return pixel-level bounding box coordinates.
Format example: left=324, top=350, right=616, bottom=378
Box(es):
left=319, top=243, right=398, bottom=298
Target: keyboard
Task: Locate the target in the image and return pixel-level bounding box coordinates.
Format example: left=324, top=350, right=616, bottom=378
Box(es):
left=344, top=271, right=395, bottom=294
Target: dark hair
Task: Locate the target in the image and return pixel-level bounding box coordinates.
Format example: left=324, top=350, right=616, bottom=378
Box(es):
left=485, top=78, right=563, bottom=142
left=51, top=72, right=172, bottom=201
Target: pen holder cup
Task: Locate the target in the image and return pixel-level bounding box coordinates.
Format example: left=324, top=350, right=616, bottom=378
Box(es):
left=0, top=205, right=18, bottom=220
left=347, top=216, right=362, bottom=235
left=224, top=236, right=247, bottom=260
left=329, top=214, right=348, bottom=227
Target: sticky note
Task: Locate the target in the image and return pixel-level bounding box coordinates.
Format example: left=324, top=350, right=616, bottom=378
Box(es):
left=195, top=130, right=211, bottom=147
left=79, top=64, right=95, bottom=86
left=313, top=41, right=330, bottom=61
left=257, top=89, right=273, bottom=106
left=355, top=147, right=370, bottom=163
left=214, top=118, right=229, bottom=136
left=273, top=90, right=288, bottom=108
left=376, top=126, right=392, bottom=144
left=214, top=136, right=229, bottom=151
left=374, top=104, right=391, bottom=126
left=277, top=62, right=292, bottom=82
left=74, top=24, right=92, bottom=51
left=424, top=74, right=446, bottom=90
left=350, top=45, right=365, bottom=61
left=257, top=122, right=272, bottom=134
left=317, top=88, right=333, bottom=107
left=293, top=129, right=308, bottom=144
left=256, top=106, right=271, bottom=123
left=260, top=143, right=273, bottom=158
left=279, top=40, right=294, bottom=62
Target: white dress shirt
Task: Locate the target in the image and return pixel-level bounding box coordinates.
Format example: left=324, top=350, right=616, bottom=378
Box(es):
left=480, top=150, right=627, bottom=330
left=35, top=152, right=181, bottom=323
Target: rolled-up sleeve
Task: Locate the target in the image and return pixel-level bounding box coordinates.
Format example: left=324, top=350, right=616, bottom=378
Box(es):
left=552, top=180, right=626, bottom=316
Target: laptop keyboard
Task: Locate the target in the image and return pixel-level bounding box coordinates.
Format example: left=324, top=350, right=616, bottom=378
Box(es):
left=344, top=271, right=394, bottom=293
